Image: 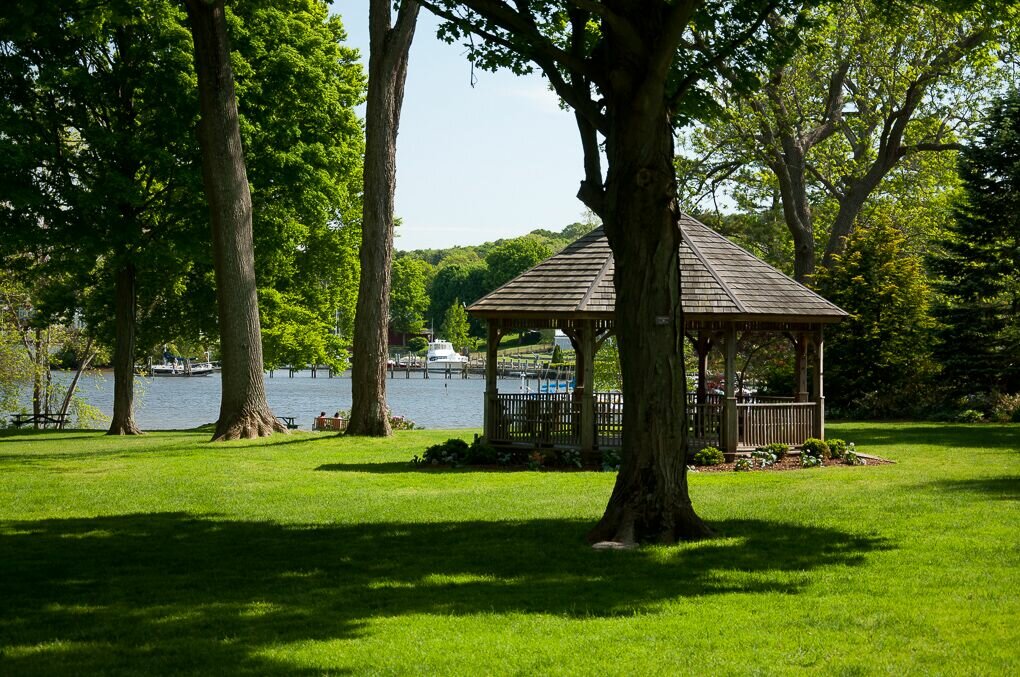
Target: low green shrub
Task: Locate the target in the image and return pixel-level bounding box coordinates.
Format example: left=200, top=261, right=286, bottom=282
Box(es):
left=991, top=393, right=1020, bottom=423
left=801, top=438, right=831, bottom=460
left=600, top=448, right=621, bottom=472
left=559, top=447, right=582, bottom=469
left=420, top=438, right=470, bottom=466
left=749, top=449, right=776, bottom=469
left=955, top=409, right=984, bottom=423
left=693, top=446, right=725, bottom=466
left=527, top=450, right=545, bottom=471
left=827, top=438, right=848, bottom=460
left=800, top=453, right=823, bottom=468
left=844, top=448, right=867, bottom=466
left=757, top=442, right=789, bottom=460
left=734, top=457, right=752, bottom=472
left=467, top=439, right=499, bottom=465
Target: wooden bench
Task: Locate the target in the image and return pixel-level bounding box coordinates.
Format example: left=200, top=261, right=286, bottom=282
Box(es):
left=276, top=416, right=299, bottom=430
left=312, top=416, right=347, bottom=432
left=10, top=412, right=68, bottom=429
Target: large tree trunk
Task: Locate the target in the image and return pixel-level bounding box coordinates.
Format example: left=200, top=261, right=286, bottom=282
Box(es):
left=347, top=0, right=418, bottom=437
left=185, top=0, right=283, bottom=441
left=108, top=264, right=142, bottom=435
left=587, top=30, right=711, bottom=544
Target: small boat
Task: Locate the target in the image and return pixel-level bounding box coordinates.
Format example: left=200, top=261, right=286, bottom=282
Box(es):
left=425, top=339, right=469, bottom=372
left=151, top=350, right=214, bottom=377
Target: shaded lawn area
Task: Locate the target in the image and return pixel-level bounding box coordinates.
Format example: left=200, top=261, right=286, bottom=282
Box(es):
left=0, top=423, right=1017, bottom=675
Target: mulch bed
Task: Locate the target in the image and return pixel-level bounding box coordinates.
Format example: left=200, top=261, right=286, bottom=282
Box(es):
left=691, top=452, right=892, bottom=473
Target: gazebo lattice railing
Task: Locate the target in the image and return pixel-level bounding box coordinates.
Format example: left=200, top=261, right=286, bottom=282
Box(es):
left=470, top=216, right=847, bottom=455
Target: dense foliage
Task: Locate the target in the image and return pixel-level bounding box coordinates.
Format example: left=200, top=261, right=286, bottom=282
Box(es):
left=815, top=218, right=936, bottom=417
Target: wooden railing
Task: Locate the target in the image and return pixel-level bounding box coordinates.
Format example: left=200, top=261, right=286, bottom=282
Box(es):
left=737, top=402, right=815, bottom=447
left=492, top=393, right=580, bottom=447
left=491, top=393, right=817, bottom=451
left=688, top=403, right=723, bottom=450
left=687, top=393, right=794, bottom=405
left=596, top=392, right=623, bottom=448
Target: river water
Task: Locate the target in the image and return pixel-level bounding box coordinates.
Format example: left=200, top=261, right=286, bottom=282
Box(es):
left=24, top=369, right=523, bottom=430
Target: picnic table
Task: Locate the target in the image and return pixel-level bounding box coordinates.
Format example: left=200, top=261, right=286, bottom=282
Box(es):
left=276, top=416, right=299, bottom=430
left=9, top=412, right=68, bottom=429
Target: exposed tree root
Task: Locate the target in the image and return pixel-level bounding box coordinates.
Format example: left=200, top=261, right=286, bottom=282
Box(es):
left=212, top=408, right=286, bottom=442
left=107, top=420, right=143, bottom=436
left=587, top=491, right=714, bottom=546
left=344, top=414, right=391, bottom=437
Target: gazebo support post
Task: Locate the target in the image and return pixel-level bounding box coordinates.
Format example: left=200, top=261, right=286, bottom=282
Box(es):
left=723, top=325, right=738, bottom=455
left=577, top=321, right=596, bottom=454
left=484, top=321, right=502, bottom=441
left=695, top=331, right=711, bottom=406
left=812, top=328, right=825, bottom=440
left=794, top=333, right=809, bottom=402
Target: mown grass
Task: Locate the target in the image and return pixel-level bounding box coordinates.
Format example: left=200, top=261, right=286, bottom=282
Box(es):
left=0, top=422, right=1017, bottom=675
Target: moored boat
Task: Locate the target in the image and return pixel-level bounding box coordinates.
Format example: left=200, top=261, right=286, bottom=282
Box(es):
left=425, top=339, right=469, bottom=372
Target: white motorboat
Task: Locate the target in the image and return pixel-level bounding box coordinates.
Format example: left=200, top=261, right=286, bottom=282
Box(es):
left=151, top=350, right=214, bottom=377
left=425, top=339, right=469, bottom=372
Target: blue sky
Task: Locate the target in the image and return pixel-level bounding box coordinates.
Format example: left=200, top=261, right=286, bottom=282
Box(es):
left=329, top=2, right=587, bottom=250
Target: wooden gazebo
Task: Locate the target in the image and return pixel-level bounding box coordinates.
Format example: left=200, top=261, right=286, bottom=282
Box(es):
left=468, top=215, right=847, bottom=455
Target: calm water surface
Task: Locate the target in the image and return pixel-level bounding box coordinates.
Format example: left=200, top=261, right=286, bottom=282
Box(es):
left=28, top=370, right=547, bottom=431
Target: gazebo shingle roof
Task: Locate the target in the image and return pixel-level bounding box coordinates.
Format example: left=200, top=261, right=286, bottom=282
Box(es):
left=469, top=214, right=846, bottom=323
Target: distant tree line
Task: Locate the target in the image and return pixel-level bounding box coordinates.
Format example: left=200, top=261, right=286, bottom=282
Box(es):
left=387, top=219, right=598, bottom=347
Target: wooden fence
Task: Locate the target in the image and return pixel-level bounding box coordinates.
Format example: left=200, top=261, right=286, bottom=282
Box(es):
left=491, top=393, right=580, bottom=447
left=737, top=402, right=815, bottom=447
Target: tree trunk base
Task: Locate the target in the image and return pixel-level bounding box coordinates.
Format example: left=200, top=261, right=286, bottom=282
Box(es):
left=107, top=420, right=143, bottom=436
left=212, top=409, right=286, bottom=441
left=587, top=491, right=714, bottom=546
left=344, top=416, right=391, bottom=437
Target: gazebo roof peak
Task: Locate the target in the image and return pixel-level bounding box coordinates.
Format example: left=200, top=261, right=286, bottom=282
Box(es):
left=469, top=214, right=846, bottom=324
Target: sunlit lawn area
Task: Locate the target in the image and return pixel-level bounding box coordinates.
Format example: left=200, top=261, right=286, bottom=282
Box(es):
left=0, top=422, right=1017, bottom=675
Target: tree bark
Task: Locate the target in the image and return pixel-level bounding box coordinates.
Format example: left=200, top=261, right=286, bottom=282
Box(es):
left=347, top=0, right=419, bottom=437
left=108, top=264, right=142, bottom=435
left=586, top=12, right=712, bottom=545
left=185, top=0, right=284, bottom=441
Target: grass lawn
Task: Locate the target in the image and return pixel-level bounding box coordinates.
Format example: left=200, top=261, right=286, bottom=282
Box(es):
left=0, top=422, right=1017, bottom=675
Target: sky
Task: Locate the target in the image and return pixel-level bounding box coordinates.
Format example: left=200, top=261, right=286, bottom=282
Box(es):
left=329, top=2, right=588, bottom=251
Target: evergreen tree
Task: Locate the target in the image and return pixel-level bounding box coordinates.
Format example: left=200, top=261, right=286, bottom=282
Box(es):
left=930, top=91, right=1020, bottom=396
left=815, top=217, right=936, bottom=417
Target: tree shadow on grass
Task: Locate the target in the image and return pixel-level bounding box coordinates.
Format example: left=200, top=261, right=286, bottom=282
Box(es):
left=923, top=476, right=1020, bottom=501
left=833, top=424, right=1020, bottom=451
left=0, top=513, right=891, bottom=675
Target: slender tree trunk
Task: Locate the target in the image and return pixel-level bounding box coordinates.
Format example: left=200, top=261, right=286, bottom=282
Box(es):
left=348, top=0, right=419, bottom=436
left=107, top=264, right=142, bottom=435
left=587, top=36, right=711, bottom=543
left=58, top=336, right=95, bottom=429
left=185, top=0, right=283, bottom=441
left=32, top=328, right=43, bottom=427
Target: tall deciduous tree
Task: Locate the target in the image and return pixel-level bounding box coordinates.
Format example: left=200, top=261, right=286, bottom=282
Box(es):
left=421, top=0, right=806, bottom=543
left=185, top=0, right=283, bottom=440
left=0, top=0, right=208, bottom=435
left=677, top=0, right=1014, bottom=281
left=930, top=90, right=1020, bottom=396
left=484, top=237, right=551, bottom=289
left=348, top=0, right=420, bottom=437
left=390, top=256, right=434, bottom=335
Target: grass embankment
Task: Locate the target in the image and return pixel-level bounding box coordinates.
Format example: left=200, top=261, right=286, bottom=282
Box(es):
left=0, top=423, right=1017, bottom=675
